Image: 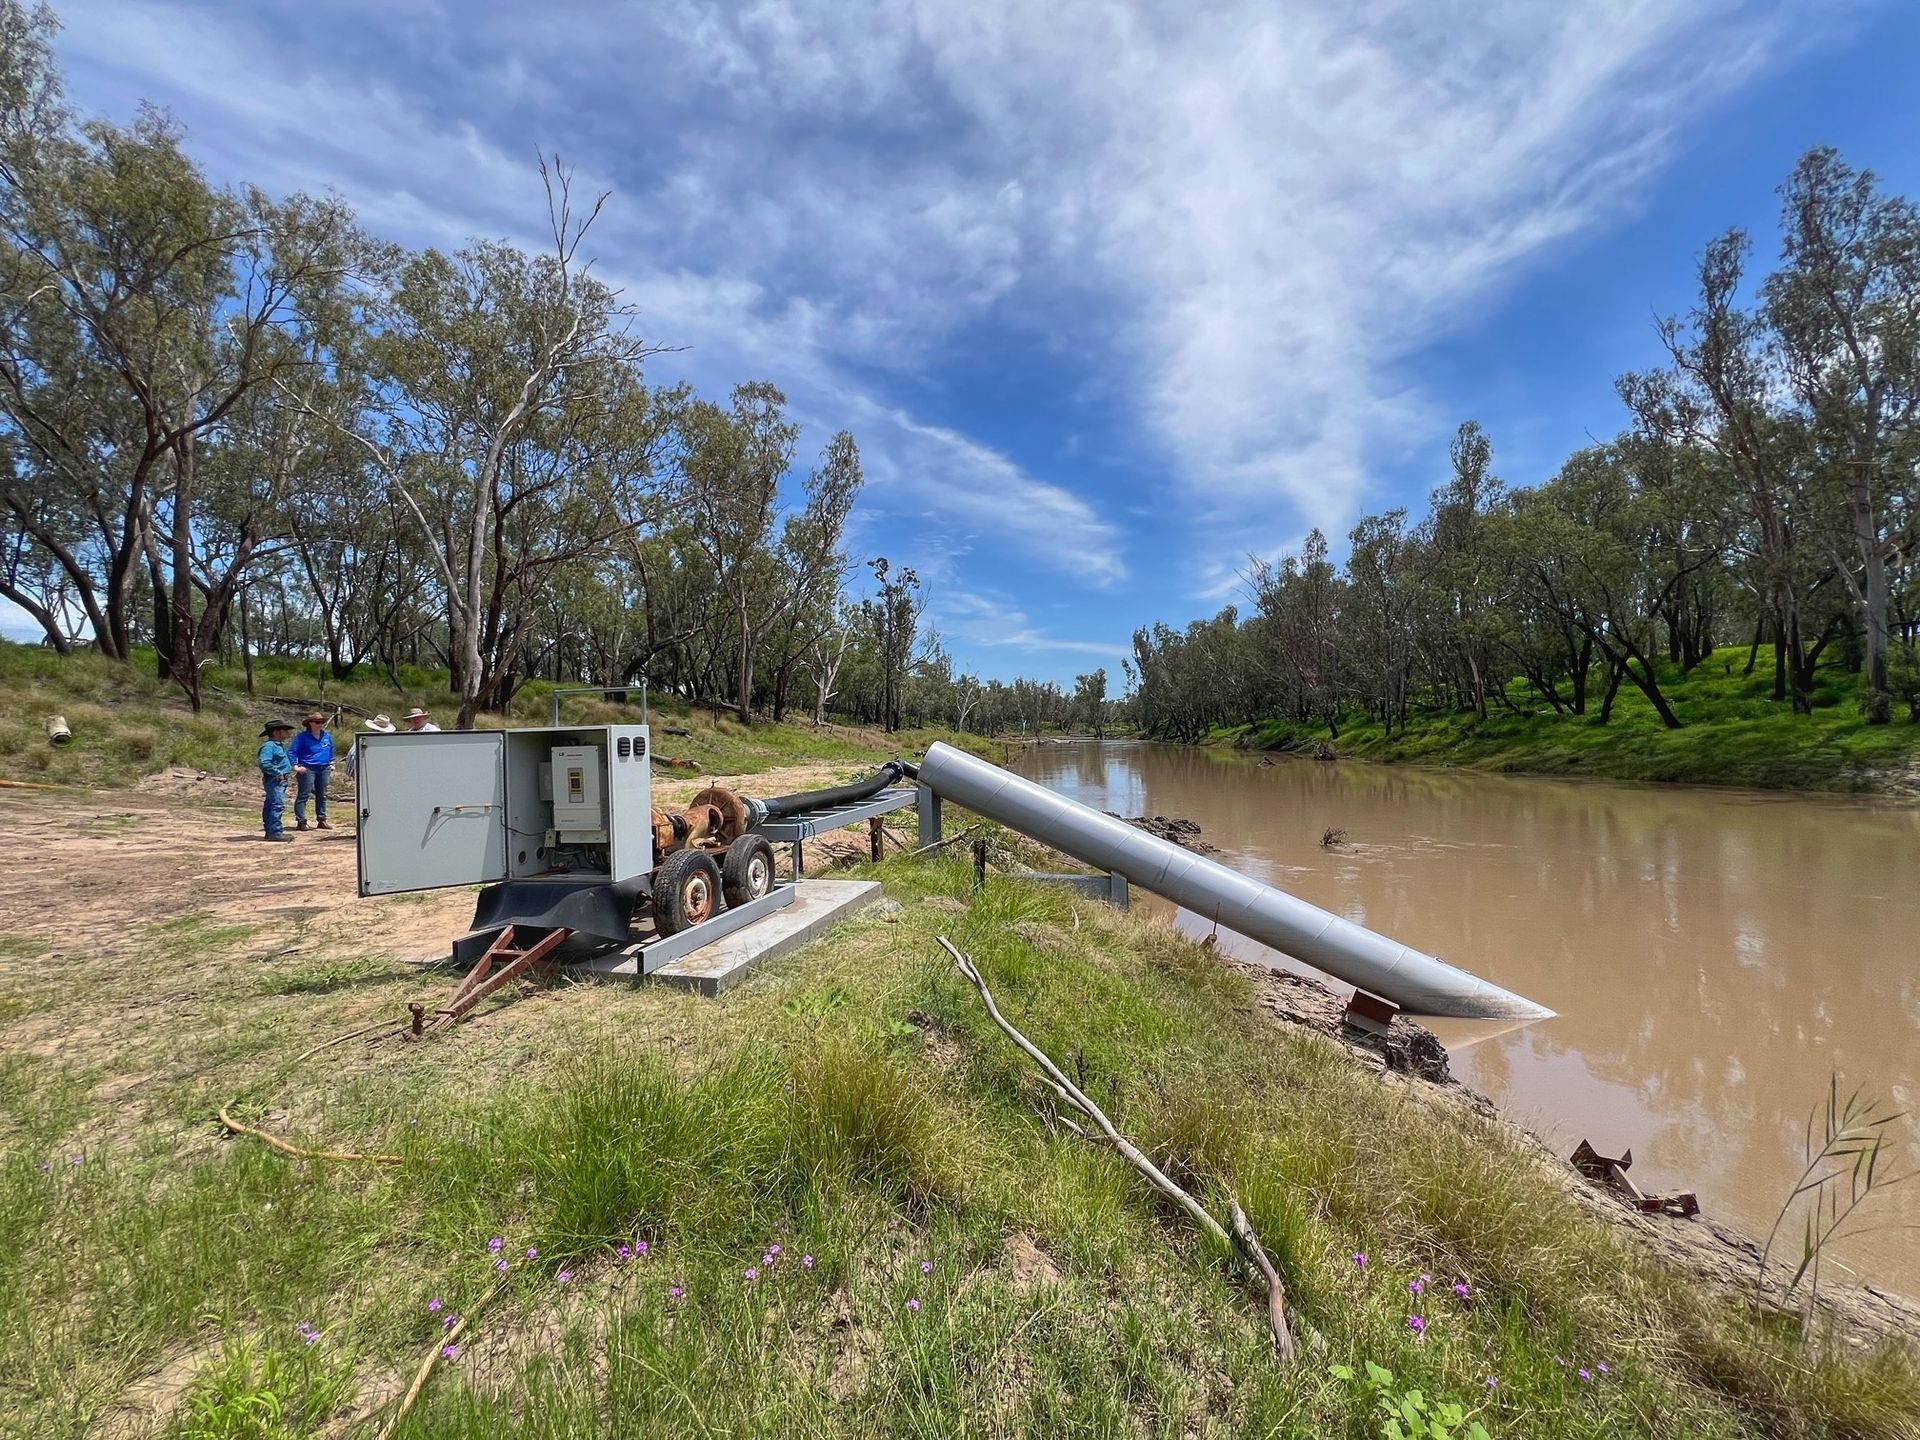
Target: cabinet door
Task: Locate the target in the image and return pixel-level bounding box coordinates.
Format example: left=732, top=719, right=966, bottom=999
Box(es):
left=356, top=732, right=508, bottom=896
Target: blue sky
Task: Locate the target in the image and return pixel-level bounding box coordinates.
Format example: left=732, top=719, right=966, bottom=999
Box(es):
left=23, top=0, right=1920, bottom=683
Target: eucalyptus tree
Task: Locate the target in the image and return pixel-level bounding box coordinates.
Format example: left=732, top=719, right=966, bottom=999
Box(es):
left=320, top=162, right=668, bottom=727
left=0, top=8, right=360, bottom=697
left=1764, top=148, right=1920, bottom=720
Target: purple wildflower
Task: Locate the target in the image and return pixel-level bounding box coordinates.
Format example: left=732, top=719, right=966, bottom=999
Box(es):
left=744, top=1267, right=759, bottom=1282
left=556, top=1269, right=572, bottom=1284
left=526, top=1247, right=538, bottom=1259
left=442, top=1344, right=460, bottom=1360
left=303, top=1330, right=320, bottom=1347
left=1485, top=1377, right=1499, bottom=1390
left=443, top=1315, right=457, bottom=1330
left=616, top=1245, right=632, bottom=1261
left=495, top=1259, right=509, bottom=1273
left=906, top=1298, right=921, bottom=1313
left=1578, top=1368, right=1592, bottom=1382
left=669, top=1284, right=685, bottom=1301
left=1597, top=1362, right=1610, bottom=1375
left=1408, top=1278, right=1425, bottom=1296
left=68, top=1154, right=83, bottom=1166
left=802, top=1254, right=815, bottom=1269
left=1420, top=1272, right=1431, bottom=1284
left=487, top=1237, right=503, bottom=1254
left=768, top=1244, right=781, bottom=1256
left=1407, top=1315, right=1426, bottom=1337
left=428, top=1298, right=443, bottom=1313
left=636, top=1241, right=649, bottom=1257
left=921, top=1260, right=933, bottom=1274
left=1351, top=1252, right=1368, bottom=1269
left=1452, top=1282, right=1471, bottom=1299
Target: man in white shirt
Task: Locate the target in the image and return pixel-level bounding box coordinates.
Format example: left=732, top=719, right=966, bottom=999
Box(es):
left=404, top=708, right=441, bottom=732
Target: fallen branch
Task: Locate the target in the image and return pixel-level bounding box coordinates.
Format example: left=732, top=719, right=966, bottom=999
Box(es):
left=937, top=934, right=1296, bottom=1364
left=1230, top=1200, right=1297, bottom=1362
left=377, top=1273, right=509, bottom=1440
left=217, top=1106, right=404, bottom=1165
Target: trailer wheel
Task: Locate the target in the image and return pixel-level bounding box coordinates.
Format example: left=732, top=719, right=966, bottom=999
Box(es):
left=654, top=849, right=722, bottom=936
left=722, top=835, right=777, bottom=907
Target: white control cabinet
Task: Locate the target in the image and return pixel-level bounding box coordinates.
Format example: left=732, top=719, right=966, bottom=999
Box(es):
left=357, top=724, right=652, bottom=897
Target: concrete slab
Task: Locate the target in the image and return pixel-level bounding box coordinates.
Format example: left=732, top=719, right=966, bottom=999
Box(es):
left=577, top=880, right=884, bottom=996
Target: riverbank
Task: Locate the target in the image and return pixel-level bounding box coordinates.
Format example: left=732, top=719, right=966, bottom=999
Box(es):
left=1207, top=647, right=1920, bottom=794
left=1, top=786, right=1915, bottom=1436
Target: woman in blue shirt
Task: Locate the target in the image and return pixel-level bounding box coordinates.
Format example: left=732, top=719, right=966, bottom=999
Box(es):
left=289, top=712, right=335, bottom=830
left=258, top=721, right=296, bottom=842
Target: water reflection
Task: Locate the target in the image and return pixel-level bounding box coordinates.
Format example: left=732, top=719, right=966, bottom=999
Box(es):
left=1013, top=741, right=1920, bottom=1292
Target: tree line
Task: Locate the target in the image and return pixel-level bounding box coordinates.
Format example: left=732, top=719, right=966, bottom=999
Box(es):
left=1130, top=148, right=1920, bottom=743
left=0, top=1, right=1088, bottom=736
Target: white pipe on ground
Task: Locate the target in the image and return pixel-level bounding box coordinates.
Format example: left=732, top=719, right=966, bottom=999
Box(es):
left=915, top=741, right=1553, bottom=1021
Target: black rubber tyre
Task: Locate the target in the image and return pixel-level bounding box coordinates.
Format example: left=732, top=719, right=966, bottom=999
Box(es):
left=722, top=835, right=777, bottom=908
left=653, top=848, right=723, bottom=937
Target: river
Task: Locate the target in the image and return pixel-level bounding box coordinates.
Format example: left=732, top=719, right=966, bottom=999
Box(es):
left=1009, top=740, right=1920, bottom=1295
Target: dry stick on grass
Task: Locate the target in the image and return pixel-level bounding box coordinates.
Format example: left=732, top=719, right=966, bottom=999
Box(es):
left=376, top=1273, right=510, bottom=1440
left=217, top=1107, right=405, bottom=1165
left=937, top=935, right=1297, bottom=1363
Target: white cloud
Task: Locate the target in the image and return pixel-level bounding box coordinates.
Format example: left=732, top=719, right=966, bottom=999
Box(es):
left=935, top=591, right=1129, bottom=661
left=48, top=0, right=1832, bottom=613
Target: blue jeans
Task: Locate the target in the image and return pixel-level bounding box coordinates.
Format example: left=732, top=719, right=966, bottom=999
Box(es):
left=263, top=776, right=287, bottom=837
left=295, top=764, right=331, bottom=823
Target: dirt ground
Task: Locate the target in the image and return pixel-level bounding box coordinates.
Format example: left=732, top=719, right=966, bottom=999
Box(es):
left=0, top=760, right=908, bottom=998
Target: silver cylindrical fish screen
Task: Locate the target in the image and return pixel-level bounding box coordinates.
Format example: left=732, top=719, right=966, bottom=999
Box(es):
left=916, top=742, right=1552, bottom=1021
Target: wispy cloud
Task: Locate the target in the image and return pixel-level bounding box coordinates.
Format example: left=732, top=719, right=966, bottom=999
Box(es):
left=935, top=591, right=1130, bottom=662
left=48, top=0, right=1832, bottom=667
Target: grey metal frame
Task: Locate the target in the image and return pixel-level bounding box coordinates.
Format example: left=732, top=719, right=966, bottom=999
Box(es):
left=575, top=882, right=797, bottom=979
left=756, top=786, right=918, bottom=878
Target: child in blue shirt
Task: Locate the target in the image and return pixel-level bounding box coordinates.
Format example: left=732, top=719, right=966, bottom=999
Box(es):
left=258, top=720, right=296, bottom=842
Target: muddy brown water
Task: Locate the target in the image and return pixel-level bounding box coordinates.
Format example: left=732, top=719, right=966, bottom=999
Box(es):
left=1010, top=740, right=1920, bottom=1295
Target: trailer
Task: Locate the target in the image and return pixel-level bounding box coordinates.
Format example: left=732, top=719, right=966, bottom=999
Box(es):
left=354, top=721, right=914, bottom=977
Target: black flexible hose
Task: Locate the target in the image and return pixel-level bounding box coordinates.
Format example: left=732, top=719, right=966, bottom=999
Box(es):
left=757, top=760, right=914, bottom=819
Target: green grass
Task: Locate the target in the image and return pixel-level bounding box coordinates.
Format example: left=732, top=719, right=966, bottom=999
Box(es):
left=0, top=843, right=1912, bottom=1437
left=0, top=642, right=988, bottom=790
left=1214, top=647, right=1920, bottom=792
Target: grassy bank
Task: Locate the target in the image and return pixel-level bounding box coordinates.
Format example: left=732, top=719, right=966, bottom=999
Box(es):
left=0, top=808, right=1914, bottom=1437
left=1213, top=647, right=1920, bottom=793
left=0, top=643, right=980, bottom=790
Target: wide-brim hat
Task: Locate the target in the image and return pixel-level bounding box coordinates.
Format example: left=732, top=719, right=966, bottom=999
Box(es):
left=404, top=708, right=430, bottom=720
left=304, top=711, right=326, bottom=724
left=260, top=721, right=295, bottom=737
left=364, top=715, right=397, bottom=733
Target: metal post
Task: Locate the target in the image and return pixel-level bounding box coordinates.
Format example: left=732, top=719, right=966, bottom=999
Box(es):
left=1106, top=870, right=1130, bottom=910
left=916, top=785, right=942, bottom=846
left=972, top=837, right=988, bottom=891
left=869, top=816, right=884, bottom=863
left=791, top=839, right=804, bottom=880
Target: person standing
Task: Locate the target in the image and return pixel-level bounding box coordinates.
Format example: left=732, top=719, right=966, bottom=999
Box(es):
left=258, top=720, right=297, bottom=843
left=403, top=708, right=440, bottom=732
left=290, top=711, right=334, bottom=830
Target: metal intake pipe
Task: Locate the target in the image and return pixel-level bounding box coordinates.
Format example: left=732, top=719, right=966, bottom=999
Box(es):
left=914, top=741, right=1552, bottom=1021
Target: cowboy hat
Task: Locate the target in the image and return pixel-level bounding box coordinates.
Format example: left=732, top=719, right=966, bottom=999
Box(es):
left=364, top=714, right=397, bottom=733
left=404, top=708, right=430, bottom=720
left=260, top=720, right=295, bottom=737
